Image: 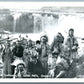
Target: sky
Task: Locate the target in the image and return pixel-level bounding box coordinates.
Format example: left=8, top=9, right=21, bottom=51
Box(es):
left=0, top=2, right=84, bottom=10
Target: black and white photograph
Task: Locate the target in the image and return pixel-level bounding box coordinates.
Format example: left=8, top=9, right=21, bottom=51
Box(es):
left=0, top=2, right=84, bottom=80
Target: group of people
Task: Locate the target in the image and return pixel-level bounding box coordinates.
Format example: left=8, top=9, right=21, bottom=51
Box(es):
left=1, top=28, right=79, bottom=78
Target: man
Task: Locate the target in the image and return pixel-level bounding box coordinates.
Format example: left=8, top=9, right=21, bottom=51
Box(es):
left=11, top=40, right=24, bottom=74
left=39, top=35, right=50, bottom=75
left=35, top=40, right=41, bottom=59
left=65, top=28, right=79, bottom=62
left=12, top=40, right=24, bottom=58
left=64, top=28, right=79, bottom=77
left=23, top=39, right=34, bottom=73
left=2, top=40, right=13, bottom=77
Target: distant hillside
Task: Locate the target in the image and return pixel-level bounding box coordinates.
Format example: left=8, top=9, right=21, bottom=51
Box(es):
left=40, top=7, right=84, bottom=13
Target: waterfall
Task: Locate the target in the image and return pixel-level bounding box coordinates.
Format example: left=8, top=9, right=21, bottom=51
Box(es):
left=12, top=13, right=22, bottom=33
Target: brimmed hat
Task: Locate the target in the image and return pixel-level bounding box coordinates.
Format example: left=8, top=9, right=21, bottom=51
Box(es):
left=40, top=35, right=48, bottom=42
left=69, top=28, right=74, bottom=32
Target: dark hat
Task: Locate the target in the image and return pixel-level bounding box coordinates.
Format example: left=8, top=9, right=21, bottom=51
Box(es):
left=36, top=40, right=40, bottom=44
left=69, top=28, right=74, bottom=32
